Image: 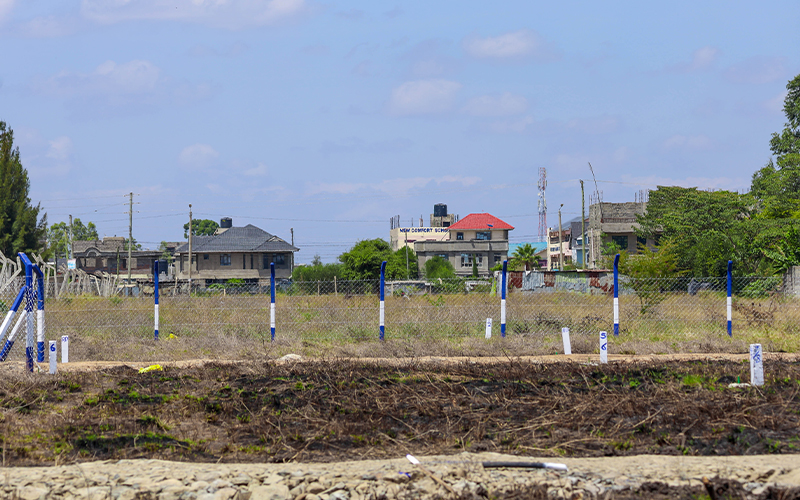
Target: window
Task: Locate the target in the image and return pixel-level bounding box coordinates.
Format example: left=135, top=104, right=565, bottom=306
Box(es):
left=273, top=254, right=286, bottom=266
left=636, top=236, right=647, bottom=248
left=476, top=231, right=491, bottom=240
left=436, top=254, right=448, bottom=260
left=461, top=253, right=482, bottom=267
left=203, top=254, right=209, bottom=260
left=550, top=247, right=559, bottom=252
left=456, top=232, right=464, bottom=240
left=220, top=254, right=231, bottom=266
left=611, top=235, right=628, bottom=250
left=494, top=255, right=501, bottom=264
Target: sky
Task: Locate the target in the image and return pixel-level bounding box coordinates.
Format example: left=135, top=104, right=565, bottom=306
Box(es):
left=1, top=0, right=798, bottom=263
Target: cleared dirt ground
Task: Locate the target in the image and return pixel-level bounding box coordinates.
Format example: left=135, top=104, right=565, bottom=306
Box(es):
left=1, top=354, right=799, bottom=467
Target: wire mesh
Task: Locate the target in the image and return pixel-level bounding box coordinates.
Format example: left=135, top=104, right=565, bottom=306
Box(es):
left=1, top=273, right=798, bottom=364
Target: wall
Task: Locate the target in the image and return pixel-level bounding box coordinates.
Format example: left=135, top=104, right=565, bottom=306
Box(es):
left=390, top=227, right=450, bottom=251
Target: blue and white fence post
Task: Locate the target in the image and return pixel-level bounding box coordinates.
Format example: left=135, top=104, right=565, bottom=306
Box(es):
left=154, top=261, right=159, bottom=341
left=36, top=264, right=44, bottom=363
left=21, top=254, right=34, bottom=372
left=727, top=260, right=733, bottom=337
left=0, top=285, right=27, bottom=362
left=379, top=261, right=386, bottom=341
left=270, top=262, right=276, bottom=342
left=501, top=260, right=507, bottom=338
left=613, top=253, right=620, bottom=337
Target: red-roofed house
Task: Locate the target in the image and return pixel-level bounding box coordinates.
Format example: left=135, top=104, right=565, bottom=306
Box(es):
left=414, top=213, right=514, bottom=277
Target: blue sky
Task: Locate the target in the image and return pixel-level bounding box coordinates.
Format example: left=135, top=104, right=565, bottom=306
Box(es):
left=1, top=1, right=798, bottom=262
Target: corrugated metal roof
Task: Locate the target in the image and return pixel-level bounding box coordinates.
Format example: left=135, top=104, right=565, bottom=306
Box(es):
left=174, top=224, right=298, bottom=253
left=448, top=213, right=514, bottom=230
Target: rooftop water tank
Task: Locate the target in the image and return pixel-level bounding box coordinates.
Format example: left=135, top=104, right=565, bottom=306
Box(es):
left=220, top=217, right=232, bottom=228
left=434, top=204, right=448, bottom=217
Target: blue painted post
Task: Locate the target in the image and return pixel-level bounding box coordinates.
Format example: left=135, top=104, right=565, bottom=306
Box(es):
left=0, top=285, right=28, bottom=361
left=36, top=265, right=44, bottom=362
left=727, top=260, right=733, bottom=337
left=501, top=260, right=507, bottom=338
left=613, top=253, right=620, bottom=337
left=270, top=262, right=276, bottom=342
left=379, top=261, right=387, bottom=341
left=154, top=261, right=159, bottom=341
left=20, top=253, right=33, bottom=372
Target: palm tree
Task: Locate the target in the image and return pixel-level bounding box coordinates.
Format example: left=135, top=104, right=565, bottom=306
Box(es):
left=512, top=243, right=539, bottom=271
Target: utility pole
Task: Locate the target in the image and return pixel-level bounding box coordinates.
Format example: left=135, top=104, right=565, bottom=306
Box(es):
left=290, top=228, right=294, bottom=247
left=188, top=204, right=193, bottom=287
left=127, top=193, right=133, bottom=286
left=68, top=214, right=73, bottom=259
left=558, top=204, right=564, bottom=270
left=581, top=180, right=586, bottom=270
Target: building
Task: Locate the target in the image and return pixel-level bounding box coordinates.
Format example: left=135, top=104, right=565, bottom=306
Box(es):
left=173, top=218, right=298, bottom=283
left=569, top=216, right=589, bottom=267
left=430, top=203, right=458, bottom=227
left=72, top=237, right=163, bottom=278
left=414, top=213, right=513, bottom=277
left=587, top=201, right=659, bottom=269
left=389, top=227, right=450, bottom=251
left=546, top=227, right=572, bottom=270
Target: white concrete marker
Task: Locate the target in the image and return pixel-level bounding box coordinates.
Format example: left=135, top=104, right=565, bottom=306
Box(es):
left=61, top=335, right=69, bottom=363
left=49, top=340, right=57, bottom=374
left=561, top=327, right=572, bottom=355
left=485, top=318, right=492, bottom=339
left=600, top=330, right=608, bottom=364
left=750, top=343, right=764, bottom=386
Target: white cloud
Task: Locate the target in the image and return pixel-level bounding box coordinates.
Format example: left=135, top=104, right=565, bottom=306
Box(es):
left=244, top=163, right=269, bottom=176
left=18, top=15, right=79, bottom=37
left=764, top=90, right=788, bottom=113
left=725, top=56, right=786, bottom=84
left=307, top=175, right=481, bottom=197
left=663, top=134, right=712, bottom=150
left=36, top=60, right=211, bottom=111
left=690, top=46, right=720, bottom=70
left=463, top=29, right=558, bottom=61
left=463, top=92, right=528, bottom=117
left=179, top=143, right=219, bottom=168
left=387, top=79, right=461, bottom=116
left=81, top=0, right=307, bottom=29
left=16, top=129, right=75, bottom=178
left=0, top=0, right=14, bottom=23
left=46, top=136, right=73, bottom=161
left=487, top=116, right=533, bottom=134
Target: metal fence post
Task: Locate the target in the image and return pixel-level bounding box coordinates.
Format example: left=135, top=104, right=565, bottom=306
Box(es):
left=154, top=261, right=159, bottom=341
left=36, top=265, right=44, bottom=362
left=270, top=262, right=276, bottom=341
left=501, top=260, right=507, bottom=338
left=613, top=253, right=620, bottom=337
left=23, top=255, right=33, bottom=372
left=380, top=261, right=386, bottom=341
left=727, top=260, right=733, bottom=337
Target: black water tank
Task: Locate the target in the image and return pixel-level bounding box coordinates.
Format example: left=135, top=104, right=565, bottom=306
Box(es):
left=434, top=204, right=448, bottom=217
left=220, top=217, right=232, bottom=228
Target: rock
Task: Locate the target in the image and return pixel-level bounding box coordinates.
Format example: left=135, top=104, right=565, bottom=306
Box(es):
left=278, top=354, right=302, bottom=362
left=250, top=484, right=291, bottom=500
left=306, top=482, right=325, bottom=493
left=213, top=487, right=238, bottom=499
left=16, top=486, right=48, bottom=500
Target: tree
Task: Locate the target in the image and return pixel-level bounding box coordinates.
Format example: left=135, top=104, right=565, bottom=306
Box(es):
left=385, top=247, right=419, bottom=280
left=751, top=73, right=800, bottom=218
left=158, top=241, right=174, bottom=263
left=184, top=219, right=219, bottom=239
left=510, top=243, right=539, bottom=271
left=292, top=255, right=343, bottom=282
left=0, top=121, right=46, bottom=257
left=123, top=238, right=142, bottom=251
left=338, top=239, right=392, bottom=280
left=617, top=240, right=681, bottom=315
left=48, top=218, right=99, bottom=257
left=471, top=254, right=479, bottom=277
left=424, top=255, right=456, bottom=279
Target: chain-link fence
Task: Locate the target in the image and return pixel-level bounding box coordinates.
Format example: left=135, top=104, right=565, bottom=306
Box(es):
left=0, top=273, right=797, bottom=364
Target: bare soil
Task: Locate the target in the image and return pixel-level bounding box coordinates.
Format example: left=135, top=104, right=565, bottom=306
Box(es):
left=1, top=355, right=799, bottom=469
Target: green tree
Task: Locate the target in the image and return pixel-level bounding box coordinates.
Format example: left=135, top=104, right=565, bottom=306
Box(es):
left=385, top=247, right=419, bottom=280
left=0, top=121, right=46, bottom=257
left=338, top=239, right=392, bottom=280
left=183, top=219, right=219, bottom=239
left=471, top=254, right=478, bottom=277
left=158, top=241, right=174, bottom=263
left=510, top=243, right=539, bottom=271
left=47, top=218, right=99, bottom=257
left=123, top=238, right=142, bottom=251
left=751, top=73, right=800, bottom=218
left=617, top=240, right=681, bottom=314
left=424, top=255, right=456, bottom=279
left=292, top=254, right=344, bottom=282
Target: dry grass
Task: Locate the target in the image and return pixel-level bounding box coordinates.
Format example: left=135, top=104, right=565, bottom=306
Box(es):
left=0, top=290, right=792, bottom=363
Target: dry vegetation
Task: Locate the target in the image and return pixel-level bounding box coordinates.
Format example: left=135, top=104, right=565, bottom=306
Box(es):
left=1, top=359, right=799, bottom=467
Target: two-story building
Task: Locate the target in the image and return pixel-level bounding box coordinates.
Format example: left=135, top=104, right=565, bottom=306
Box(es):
left=174, top=219, right=298, bottom=284
left=414, top=213, right=513, bottom=277
left=587, top=201, right=659, bottom=269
